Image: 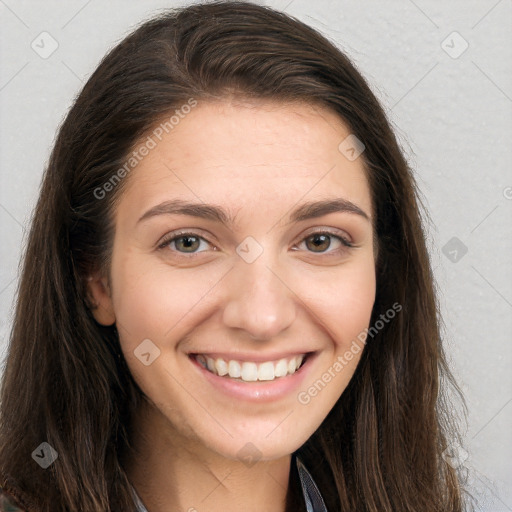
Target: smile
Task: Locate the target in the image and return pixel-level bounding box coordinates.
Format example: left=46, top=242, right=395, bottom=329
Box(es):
left=192, top=353, right=307, bottom=382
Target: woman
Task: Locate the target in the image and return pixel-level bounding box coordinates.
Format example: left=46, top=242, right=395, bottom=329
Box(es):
left=0, top=1, right=469, bottom=511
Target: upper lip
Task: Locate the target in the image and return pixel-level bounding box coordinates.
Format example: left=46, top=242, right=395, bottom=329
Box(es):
left=188, top=351, right=314, bottom=363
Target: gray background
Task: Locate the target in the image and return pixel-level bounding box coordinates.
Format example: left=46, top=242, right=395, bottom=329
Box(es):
left=1, top=0, right=511, bottom=510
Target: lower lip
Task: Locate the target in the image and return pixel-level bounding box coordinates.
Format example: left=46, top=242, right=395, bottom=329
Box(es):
left=188, top=353, right=316, bottom=403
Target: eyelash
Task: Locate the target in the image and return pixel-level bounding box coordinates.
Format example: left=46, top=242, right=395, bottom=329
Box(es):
left=157, top=229, right=354, bottom=257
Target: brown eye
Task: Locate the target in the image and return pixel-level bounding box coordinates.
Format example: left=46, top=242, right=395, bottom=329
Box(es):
left=158, top=232, right=212, bottom=254
left=305, top=233, right=332, bottom=252
left=296, top=230, right=353, bottom=256
left=175, top=235, right=201, bottom=253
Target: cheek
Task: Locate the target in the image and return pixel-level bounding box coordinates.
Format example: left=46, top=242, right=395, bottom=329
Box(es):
left=109, top=252, right=225, bottom=349
left=298, top=256, right=376, bottom=350
left=293, top=258, right=375, bottom=421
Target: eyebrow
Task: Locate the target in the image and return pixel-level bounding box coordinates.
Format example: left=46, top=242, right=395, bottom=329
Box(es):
left=137, top=197, right=370, bottom=227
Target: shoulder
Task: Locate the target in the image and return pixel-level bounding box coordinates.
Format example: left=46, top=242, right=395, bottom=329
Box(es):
left=0, top=486, right=27, bottom=512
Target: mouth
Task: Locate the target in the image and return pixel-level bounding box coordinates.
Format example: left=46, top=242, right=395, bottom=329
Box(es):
left=187, top=350, right=316, bottom=402
left=190, top=353, right=309, bottom=382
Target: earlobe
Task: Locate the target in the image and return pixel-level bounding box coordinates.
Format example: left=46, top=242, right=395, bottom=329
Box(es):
left=86, top=274, right=116, bottom=326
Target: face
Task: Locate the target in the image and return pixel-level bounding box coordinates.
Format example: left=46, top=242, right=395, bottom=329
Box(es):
left=88, top=99, right=376, bottom=462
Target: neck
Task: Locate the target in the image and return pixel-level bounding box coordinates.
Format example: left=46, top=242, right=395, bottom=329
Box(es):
left=125, top=399, right=291, bottom=512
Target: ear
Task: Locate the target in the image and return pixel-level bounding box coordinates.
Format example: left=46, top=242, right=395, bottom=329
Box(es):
left=86, top=273, right=116, bottom=326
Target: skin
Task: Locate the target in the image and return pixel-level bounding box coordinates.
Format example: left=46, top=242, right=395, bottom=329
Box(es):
left=87, top=98, right=376, bottom=512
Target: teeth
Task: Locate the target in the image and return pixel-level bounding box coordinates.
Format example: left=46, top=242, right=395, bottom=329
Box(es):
left=274, top=358, right=288, bottom=377
left=196, top=354, right=307, bottom=382
left=215, top=358, right=228, bottom=376
left=241, top=362, right=258, bottom=381
left=288, top=355, right=304, bottom=373
left=258, top=361, right=275, bottom=381
left=228, top=360, right=241, bottom=378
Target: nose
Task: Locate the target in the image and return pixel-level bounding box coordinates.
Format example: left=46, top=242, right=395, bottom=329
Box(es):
left=222, top=254, right=297, bottom=341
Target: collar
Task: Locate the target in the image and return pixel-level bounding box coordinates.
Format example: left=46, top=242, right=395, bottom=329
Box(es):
left=295, top=455, right=328, bottom=512
left=131, top=454, right=328, bottom=512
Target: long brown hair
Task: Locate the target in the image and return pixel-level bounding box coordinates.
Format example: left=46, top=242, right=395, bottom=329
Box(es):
left=0, top=2, right=470, bottom=510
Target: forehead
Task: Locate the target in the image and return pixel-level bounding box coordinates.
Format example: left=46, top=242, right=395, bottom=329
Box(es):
left=116, top=99, right=372, bottom=225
